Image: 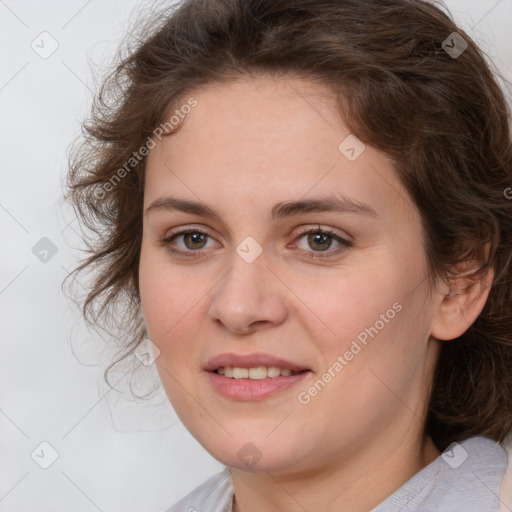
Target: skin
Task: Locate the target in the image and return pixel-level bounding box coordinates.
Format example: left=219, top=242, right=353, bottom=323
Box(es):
left=138, top=75, right=493, bottom=512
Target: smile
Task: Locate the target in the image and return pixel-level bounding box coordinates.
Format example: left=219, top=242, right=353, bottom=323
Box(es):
left=215, top=366, right=305, bottom=379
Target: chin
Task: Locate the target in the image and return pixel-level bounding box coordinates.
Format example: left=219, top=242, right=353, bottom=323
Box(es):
left=193, top=431, right=306, bottom=473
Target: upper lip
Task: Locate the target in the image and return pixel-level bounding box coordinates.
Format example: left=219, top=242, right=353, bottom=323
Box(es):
left=204, top=352, right=310, bottom=372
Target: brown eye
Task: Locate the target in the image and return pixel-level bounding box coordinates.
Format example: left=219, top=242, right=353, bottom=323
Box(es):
left=293, top=227, right=352, bottom=259
left=306, top=232, right=334, bottom=251
left=161, top=228, right=217, bottom=256
left=182, top=232, right=208, bottom=250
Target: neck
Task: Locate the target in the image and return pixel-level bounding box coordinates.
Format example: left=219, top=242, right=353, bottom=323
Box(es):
left=230, top=432, right=440, bottom=512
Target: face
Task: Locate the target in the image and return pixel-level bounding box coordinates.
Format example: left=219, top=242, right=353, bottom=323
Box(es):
left=139, top=75, right=442, bottom=475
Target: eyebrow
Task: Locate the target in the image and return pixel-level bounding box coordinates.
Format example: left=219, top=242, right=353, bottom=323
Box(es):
left=145, top=194, right=378, bottom=220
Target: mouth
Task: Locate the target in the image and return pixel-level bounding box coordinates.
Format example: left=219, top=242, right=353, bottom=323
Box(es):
left=213, top=366, right=307, bottom=379
left=204, top=352, right=310, bottom=373
left=204, top=353, right=312, bottom=400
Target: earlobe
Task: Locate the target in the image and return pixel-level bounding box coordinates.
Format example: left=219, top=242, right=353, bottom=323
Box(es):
left=430, top=265, right=494, bottom=341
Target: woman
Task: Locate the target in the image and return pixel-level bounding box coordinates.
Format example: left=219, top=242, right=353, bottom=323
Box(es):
left=65, top=0, right=512, bottom=510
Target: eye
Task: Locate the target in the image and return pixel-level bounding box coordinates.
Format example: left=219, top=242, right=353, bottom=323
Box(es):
left=159, top=225, right=352, bottom=259
left=292, top=226, right=352, bottom=258
left=160, top=228, right=218, bottom=255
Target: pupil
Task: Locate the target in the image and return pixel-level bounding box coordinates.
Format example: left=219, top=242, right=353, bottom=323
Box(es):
left=185, top=232, right=207, bottom=249
left=308, top=232, right=331, bottom=251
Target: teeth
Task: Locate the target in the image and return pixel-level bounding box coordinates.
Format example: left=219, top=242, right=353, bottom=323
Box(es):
left=232, top=367, right=249, bottom=379
left=216, top=366, right=302, bottom=379
left=248, top=366, right=267, bottom=379
left=267, top=366, right=281, bottom=377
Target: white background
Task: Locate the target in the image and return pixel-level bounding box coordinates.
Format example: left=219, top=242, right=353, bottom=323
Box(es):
left=1, top=1, right=511, bottom=511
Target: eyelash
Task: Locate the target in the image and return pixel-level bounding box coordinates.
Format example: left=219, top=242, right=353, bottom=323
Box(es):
left=159, top=225, right=352, bottom=260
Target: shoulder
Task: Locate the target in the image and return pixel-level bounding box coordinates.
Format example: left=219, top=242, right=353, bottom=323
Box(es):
left=372, top=436, right=509, bottom=512
left=161, top=467, right=234, bottom=512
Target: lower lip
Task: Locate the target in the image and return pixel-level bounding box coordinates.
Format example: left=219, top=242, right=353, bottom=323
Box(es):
left=206, top=371, right=310, bottom=400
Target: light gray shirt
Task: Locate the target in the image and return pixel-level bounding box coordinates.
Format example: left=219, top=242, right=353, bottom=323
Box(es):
left=164, top=436, right=508, bottom=512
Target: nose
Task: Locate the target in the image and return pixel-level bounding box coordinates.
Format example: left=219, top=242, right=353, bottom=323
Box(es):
left=207, top=250, right=288, bottom=335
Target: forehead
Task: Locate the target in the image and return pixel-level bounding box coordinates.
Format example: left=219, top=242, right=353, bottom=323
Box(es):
left=166, top=76, right=343, bottom=162
left=144, top=75, right=414, bottom=226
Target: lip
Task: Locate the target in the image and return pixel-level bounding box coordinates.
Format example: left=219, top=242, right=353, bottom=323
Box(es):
left=203, top=352, right=310, bottom=373
left=204, top=352, right=312, bottom=401
left=206, top=371, right=310, bottom=401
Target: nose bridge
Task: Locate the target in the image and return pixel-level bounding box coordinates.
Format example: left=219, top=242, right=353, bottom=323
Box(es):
left=208, top=244, right=287, bottom=333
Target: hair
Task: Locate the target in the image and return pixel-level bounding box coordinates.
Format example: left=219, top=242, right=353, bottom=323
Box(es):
left=63, top=0, right=512, bottom=452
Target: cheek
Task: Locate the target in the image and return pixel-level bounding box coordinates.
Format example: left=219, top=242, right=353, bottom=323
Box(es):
left=288, top=258, right=424, bottom=399
left=139, top=243, right=198, bottom=341
left=139, top=261, right=168, bottom=343
left=288, top=263, right=404, bottom=350
left=138, top=244, right=214, bottom=402
left=139, top=256, right=201, bottom=411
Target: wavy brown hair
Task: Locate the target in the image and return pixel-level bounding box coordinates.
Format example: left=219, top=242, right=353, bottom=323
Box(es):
left=63, top=0, right=512, bottom=451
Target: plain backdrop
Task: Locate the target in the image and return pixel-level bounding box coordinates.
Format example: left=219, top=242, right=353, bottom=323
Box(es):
left=1, top=1, right=511, bottom=511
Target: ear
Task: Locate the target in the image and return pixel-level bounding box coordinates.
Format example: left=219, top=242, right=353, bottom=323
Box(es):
left=430, top=246, right=494, bottom=341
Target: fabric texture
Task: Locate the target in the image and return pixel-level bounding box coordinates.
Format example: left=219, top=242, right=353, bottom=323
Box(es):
left=163, top=436, right=509, bottom=512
